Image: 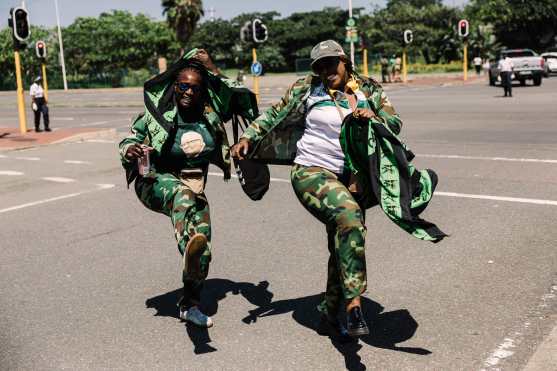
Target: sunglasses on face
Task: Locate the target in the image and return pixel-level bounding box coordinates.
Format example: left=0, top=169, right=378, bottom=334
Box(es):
left=175, top=82, right=202, bottom=94
left=313, top=57, right=340, bottom=74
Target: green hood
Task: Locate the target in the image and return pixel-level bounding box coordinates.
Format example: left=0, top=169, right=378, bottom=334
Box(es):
left=142, top=48, right=259, bottom=154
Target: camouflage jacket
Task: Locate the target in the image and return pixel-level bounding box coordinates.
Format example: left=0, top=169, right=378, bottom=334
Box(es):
left=119, top=48, right=258, bottom=185
left=240, top=73, right=402, bottom=164
left=241, top=73, right=445, bottom=242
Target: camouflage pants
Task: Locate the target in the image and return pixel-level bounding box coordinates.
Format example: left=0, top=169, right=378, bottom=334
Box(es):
left=134, top=172, right=211, bottom=306
left=290, top=164, right=367, bottom=318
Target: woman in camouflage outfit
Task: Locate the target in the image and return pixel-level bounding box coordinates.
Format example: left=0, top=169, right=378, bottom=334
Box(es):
left=232, top=40, right=445, bottom=338
left=119, top=49, right=257, bottom=328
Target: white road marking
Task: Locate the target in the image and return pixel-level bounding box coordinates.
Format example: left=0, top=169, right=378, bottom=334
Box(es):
left=55, top=117, right=75, bottom=121
left=14, top=156, right=40, bottom=161
left=0, top=154, right=8, bottom=158
left=0, top=183, right=116, bottom=214
left=0, top=170, right=24, bottom=176
left=85, top=139, right=116, bottom=144
left=481, top=284, right=557, bottom=371
left=436, top=191, right=557, bottom=206
left=78, top=118, right=127, bottom=127
left=41, top=177, right=77, bottom=183
left=208, top=172, right=557, bottom=207
left=64, top=160, right=92, bottom=165
left=418, top=154, right=557, bottom=164
left=79, top=120, right=108, bottom=127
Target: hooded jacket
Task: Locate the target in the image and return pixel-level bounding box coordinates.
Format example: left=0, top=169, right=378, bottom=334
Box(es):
left=240, top=73, right=446, bottom=242
left=119, top=48, right=258, bottom=185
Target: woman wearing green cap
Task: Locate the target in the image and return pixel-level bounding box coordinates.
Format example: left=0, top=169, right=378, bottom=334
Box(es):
left=232, top=40, right=445, bottom=338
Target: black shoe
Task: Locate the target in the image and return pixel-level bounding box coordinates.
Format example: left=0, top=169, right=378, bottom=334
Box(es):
left=35, top=128, right=42, bottom=132
left=346, top=306, right=369, bottom=337
left=45, top=127, right=52, bottom=132
left=316, top=314, right=351, bottom=342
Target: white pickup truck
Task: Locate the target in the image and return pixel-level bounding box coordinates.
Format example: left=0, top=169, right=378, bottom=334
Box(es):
left=489, top=49, right=545, bottom=86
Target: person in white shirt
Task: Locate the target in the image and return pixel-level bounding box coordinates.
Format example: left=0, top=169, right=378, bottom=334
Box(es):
left=497, top=56, right=514, bottom=97
left=473, top=56, right=482, bottom=76
left=30, top=76, right=50, bottom=132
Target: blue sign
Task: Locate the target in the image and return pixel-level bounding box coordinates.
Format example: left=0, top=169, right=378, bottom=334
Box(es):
left=251, top=62, right=263, bottom=76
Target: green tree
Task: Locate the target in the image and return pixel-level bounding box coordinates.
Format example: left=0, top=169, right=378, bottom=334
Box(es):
left=63, top=11, right=176, bottom=86
left=361, top=0, right=462, bottom=63
left=465, top=0, right=557, bottom=52
left=162, top=0, right=204, bottom=50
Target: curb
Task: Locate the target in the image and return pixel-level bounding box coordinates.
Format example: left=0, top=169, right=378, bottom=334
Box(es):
left=0, top=128, right=117, bottom=152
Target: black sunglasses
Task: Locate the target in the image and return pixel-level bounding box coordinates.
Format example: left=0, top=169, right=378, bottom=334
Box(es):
left=175, top=82, right=202, bottom=94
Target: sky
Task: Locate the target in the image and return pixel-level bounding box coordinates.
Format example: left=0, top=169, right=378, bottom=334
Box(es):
left=1, top=0, right=468, bottom=27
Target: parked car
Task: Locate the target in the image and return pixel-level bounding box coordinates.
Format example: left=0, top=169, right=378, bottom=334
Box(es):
left=489, top=49, right=545, bottom=86
left=541, top=52, right=557, bottom=77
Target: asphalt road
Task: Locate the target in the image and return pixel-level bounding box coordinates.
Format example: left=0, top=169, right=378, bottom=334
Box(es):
left=1, top=77, right=556, bottom=370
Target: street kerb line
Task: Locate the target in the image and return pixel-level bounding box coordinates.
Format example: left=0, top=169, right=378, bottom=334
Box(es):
left=208, top=172, right=557, bottom=206
left=418, top=154, right=557, bottom=164
left=0, top=184, right=115, bottom=214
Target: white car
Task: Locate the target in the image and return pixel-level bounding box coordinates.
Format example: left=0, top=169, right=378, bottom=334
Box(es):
left=541, top=52, right=557, bottom=77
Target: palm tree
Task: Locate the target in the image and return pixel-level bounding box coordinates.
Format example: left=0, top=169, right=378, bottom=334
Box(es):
left=162, top=0, right=204, bottom=50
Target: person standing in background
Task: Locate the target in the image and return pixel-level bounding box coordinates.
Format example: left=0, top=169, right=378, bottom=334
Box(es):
left=380, top=56, right=391, bottom=83
left=30, top=76, right=50, bottom=132
left=498, top=55, right=514, bottom=97
left=473, top=56, right=482, bottom=76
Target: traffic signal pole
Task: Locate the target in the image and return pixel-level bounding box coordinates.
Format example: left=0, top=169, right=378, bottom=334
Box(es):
left=41, top=61, right=48, bottom=101
left=463, top=41, right=468, bottom=81
left=252, top=48, right=259, bottom=102
left=14, top=50, right=27, bottom=134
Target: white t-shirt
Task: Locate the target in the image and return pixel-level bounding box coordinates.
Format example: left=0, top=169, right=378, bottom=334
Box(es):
left=473, top=57, right=482, bottom=66
left=498, top=58, right=514, bottom=72
left=294, top=84, right=366, bottom=174
left=30, top=83, right=44, bottom=98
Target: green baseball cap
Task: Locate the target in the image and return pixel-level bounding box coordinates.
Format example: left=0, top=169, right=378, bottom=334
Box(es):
left=310, top=40, right=346, bottom=67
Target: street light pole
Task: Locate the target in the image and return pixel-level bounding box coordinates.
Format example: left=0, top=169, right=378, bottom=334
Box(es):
left=348, top=0, right=354, bottom=65
left=54, top=0, right=68, bottom=90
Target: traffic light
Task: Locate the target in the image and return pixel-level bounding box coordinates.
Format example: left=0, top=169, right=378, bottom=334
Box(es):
left=240, top=20, right=252, bottom=43
left=36, top=40, right=46, bottom=59
left=252, top=18, right=268, bottom=43
left=458, top=19, right=469, bottom=38
left=9, top=7, right=30, bottom=43
left=403, top=30, right=413, bottom=45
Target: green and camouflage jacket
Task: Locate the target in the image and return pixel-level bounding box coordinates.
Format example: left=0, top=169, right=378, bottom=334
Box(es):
left=240, top=73, right=402, bottom=163
left=241, top=73, right=446, bottom=242
left=119, top=48, right=258, bottom=184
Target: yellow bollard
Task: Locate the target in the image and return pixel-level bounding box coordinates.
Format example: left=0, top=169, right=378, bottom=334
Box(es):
left=402, top=48, right=408, bottom=83
left=14, top=50, right=27, bottom=134
left=363, top=49, right=368, bottom=76
left=41, top=62, right=49, bottom=101
left=463, top=41, right=468, bottom=81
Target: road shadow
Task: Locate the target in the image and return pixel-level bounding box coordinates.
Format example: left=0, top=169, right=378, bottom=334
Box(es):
left=145, top=278, right=274, bottom=355
left=242, top=293, right=431, bottom=371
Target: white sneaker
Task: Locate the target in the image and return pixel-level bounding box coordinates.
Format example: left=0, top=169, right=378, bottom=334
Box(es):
left=179, top=306, right=213, bottom=328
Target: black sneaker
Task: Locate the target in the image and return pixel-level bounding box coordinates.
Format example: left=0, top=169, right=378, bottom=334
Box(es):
left=346, top=306, right=369, bottom=337
left=45, top=127, right=52, bottom=132
left=35, top=128, right=42, bottom=132
left=316, top=314, right=351, bottom=342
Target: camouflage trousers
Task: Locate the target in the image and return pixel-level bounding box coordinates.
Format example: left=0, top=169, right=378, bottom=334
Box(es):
left=291, top=164, right=367, bottom=318
left=134, top=172, right=211, bottom=307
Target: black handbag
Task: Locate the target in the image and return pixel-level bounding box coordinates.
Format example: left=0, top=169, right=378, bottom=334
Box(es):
left=232, top=115, right=270, bottom=201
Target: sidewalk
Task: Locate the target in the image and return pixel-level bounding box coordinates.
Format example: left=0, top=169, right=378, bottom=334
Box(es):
left=0, top=127, right=116, bottom=152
